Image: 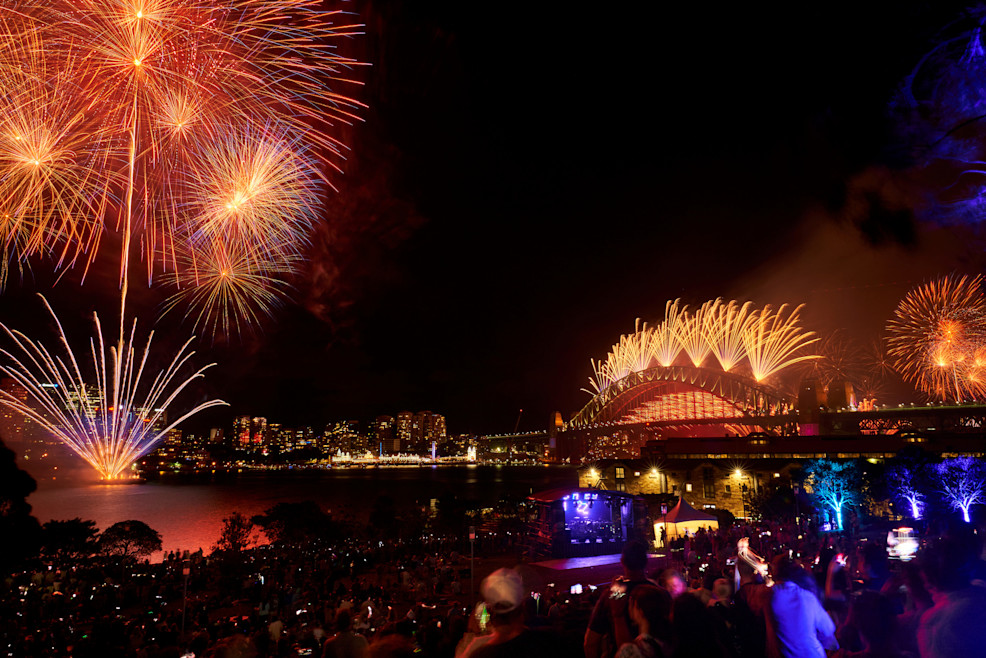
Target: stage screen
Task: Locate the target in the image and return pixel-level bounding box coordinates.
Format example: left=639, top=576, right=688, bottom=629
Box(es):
left=561, top=491, right=631, bottom=545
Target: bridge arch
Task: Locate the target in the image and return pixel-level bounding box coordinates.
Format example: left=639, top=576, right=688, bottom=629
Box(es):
left=569, top=365, right=792, bottom=429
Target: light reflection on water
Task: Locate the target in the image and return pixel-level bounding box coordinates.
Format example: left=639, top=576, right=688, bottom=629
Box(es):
left=28, top=465, right=576, bottom=560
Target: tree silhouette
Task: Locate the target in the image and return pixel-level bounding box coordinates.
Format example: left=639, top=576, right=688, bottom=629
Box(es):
left=99, top=520, right=162, bottom=561
left=213, top=512, right=255, bottom=554
left=252, top=501, right=335, bottom=546
left=42, top=518, right=99, bottom=563
left=0, top=436, right=41, bottom=569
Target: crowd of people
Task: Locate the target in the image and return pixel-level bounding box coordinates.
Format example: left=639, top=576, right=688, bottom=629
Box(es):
left=3, top=513, right=986, bottom=657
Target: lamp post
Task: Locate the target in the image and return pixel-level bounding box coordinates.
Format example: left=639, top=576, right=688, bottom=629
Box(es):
left=181, top=560, right=190, bottom=639
left=469, top=525, right=476, bottom=609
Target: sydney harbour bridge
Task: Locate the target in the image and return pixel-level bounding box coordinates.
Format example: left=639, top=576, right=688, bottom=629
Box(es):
left=560, top=361, right=986, bottom=448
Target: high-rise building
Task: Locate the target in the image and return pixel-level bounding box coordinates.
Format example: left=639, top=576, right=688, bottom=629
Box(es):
left=233, top=415, right=251, bottom=447
left=375, top=415, right=397, bottom=453
left=396, top=412, right=413, bottom=452
left=251, top=417, right=267, bottom=446
left=411, top=411, right=429, bottom=452
left=0, top=377, right=34, bottom=446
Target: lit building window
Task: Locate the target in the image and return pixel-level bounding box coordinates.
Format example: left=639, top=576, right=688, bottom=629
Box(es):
left=685, top=483, right=693, bottom=492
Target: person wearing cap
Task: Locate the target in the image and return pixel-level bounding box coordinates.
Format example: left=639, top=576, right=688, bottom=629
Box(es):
left=462, top=567, right=561, bottom=658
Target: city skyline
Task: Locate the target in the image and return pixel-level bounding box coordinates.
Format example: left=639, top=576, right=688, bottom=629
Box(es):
left=1, top=3, right=985, bottom=439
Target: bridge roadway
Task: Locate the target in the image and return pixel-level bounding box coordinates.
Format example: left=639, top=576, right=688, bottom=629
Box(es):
left=564, top=401, right=986, bottom=436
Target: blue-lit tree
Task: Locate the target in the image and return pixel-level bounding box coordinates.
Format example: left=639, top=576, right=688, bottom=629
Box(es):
left=933, top=456, right=986, bottom=523
left=802, top=459, right=860, bottom=531
left=887, top=462, right=927, bottom=520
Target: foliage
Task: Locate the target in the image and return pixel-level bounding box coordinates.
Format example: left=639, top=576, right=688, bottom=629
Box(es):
left=251, top=501, right=335, bottom=546
left=42, top=518, right=99, bottom=563
left=0, top=437, right=41, bottom=569
left=746, top=484, right=808, bottom=522
left=213, top=512, right=255, bottom=554
left=802, top=459, right=860, bottom=530
left=98, top=520, right=163, bottom=561
left=932, top=456, right=986, bottom=523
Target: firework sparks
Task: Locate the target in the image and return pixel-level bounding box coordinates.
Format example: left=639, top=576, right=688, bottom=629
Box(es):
left=887, top=274, right=986, bottom=402
left=161, top=240, right=295, bottom=340
left=0, top=296, right=227, bottom=480
left=741, top=304, right=820, bottom=383
left=680, top=300, right=714, bottom=367
left=0, top=0, right=364, bottom=479
left=654, top=300, right=686, bottom=367
left=0, top=0, right=365, bottom=324
left=706, top=299, right=753, bottom=372
left=587, top=299, right=819, bottom=394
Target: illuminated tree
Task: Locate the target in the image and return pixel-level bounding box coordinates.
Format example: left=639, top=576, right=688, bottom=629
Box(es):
left=802, top=459, right=860, bottom=531
left=887, top=464, right=926, bottom=520
left=933, top=456, right=986, bottom=523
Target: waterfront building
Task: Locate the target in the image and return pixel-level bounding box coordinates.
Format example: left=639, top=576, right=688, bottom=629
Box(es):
left=375, top=415, right=397, bottom=453
left=396, top=411, right=413, bottom=451
left=233, top=415, right=251, bottom=447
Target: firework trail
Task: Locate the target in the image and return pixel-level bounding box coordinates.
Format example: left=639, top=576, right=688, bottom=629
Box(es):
left=887, top=274, right=986, bottom=401
left=587, top=299, right=819, bottom=394
left=741, top=304, right=820, bottom=382
left=680, top=300, right=714, bottom=367
left=706, top=300, right=752, bottom=372
left=161, top=240, right=295, bottom=340
left=0, top=0, right=365, bottom=331
left=654, top=300, right=686, bottom=367
left=0, top=0, right=364, bottom=477
left=0, top=296, right=227, bottom=479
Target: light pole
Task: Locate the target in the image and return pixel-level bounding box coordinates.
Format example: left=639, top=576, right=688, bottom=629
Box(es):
left=181, top=560, right=190, bottom=639
left=469, top=525, right=476, bottom=609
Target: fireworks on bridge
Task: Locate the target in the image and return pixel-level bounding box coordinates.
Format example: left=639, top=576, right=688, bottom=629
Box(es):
left=707, top=299, right=752, bottom=372
left=741, top=304, right=820, bottom=382
left=654, top=300, right=686, bottom=367
left=587, top=298, right=819, bottom=394
left=0, top=0, right=363, bottom=478
left=887, top=274, right=986, bottom=402
left=680, top=299, right=714, bottom=367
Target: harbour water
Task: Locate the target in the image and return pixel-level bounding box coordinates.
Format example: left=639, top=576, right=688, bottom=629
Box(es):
left=27, top=465, right=577, bottom=559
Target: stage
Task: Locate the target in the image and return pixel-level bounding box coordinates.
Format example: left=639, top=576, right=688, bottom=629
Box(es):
left=516, top=552, right=667, bottom=592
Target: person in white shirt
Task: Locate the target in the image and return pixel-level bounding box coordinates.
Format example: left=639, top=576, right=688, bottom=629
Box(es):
left=766, top=555, right=838, bottom=658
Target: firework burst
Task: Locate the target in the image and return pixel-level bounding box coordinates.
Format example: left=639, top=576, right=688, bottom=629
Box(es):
left=887, top=274, right=986, bottom=401
left=161, top=240, right=295, bottom=340
left=741, top=304, right=820, bottom=383
left=0, top=0, right=364, bottom=479
left=706, top=299, right=752, bottom=372
left=0, top=296, right=228, bottom=479
left=587, top=299, right=820, bottom=394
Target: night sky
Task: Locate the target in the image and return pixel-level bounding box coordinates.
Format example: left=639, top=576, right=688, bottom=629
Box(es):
left=3, top=1, right=986, bottom=434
